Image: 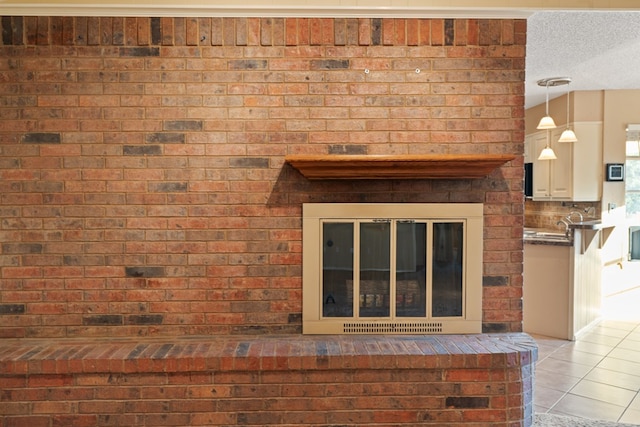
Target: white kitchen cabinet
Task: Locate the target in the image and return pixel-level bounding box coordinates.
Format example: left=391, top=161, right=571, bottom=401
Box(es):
left=528, top=122, right=602, bottom=201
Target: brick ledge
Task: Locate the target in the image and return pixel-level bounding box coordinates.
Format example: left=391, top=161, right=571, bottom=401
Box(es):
left=0, top=333, right=537, bottom=375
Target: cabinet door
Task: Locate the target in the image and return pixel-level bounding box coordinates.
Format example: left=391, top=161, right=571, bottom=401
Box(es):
left=571, top=122, right=602, bottom=201
left=524, top=134, right=532, bottom=164
left=531, top=132, right=550, bottom=199
left=550, top=129, right=572, bottom=199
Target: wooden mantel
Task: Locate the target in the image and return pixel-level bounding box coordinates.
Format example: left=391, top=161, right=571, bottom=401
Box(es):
left=285, top=154, right=516, bottom=180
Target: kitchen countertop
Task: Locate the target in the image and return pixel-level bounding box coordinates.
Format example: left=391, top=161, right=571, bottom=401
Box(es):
left=523, top=220, right=610, bottom=246
left=524, top=227, right=572, bottom=246
left=524, top=232, right=573, bottom=246
left=568, top=219, right=606, bottom=230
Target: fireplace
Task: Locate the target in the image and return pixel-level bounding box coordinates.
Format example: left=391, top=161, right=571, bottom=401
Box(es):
left=302, top=203, right=483, bottom=334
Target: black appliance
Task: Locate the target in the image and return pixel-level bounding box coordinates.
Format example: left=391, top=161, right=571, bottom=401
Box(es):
left=524, top=163, right=533, bottom=198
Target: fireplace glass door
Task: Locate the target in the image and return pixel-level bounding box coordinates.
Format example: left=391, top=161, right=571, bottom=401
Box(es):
left=321, top=219, right=464, bottom=321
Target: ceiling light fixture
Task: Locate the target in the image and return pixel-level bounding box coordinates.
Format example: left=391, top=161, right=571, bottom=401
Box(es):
left=535, top=77, right=572, bottom=160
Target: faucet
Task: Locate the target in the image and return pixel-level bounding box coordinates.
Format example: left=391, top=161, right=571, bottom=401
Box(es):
left=557, top=218, right=571, bottom=236
left=567, top=211, right=583, bottom=223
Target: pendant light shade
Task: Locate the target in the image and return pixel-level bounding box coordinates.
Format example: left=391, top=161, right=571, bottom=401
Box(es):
left=537, top=115, right=557, bottom=130
left=538, top=145, right=557, bottom=160
left=558, top=128, right=578, bottom=143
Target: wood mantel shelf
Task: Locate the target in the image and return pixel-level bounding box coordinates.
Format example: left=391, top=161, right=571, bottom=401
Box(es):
left=285, top=154, right=516, bottom=180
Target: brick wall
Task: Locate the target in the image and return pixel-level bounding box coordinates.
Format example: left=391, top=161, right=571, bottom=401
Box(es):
left=0, top=17, right=526, bottom=339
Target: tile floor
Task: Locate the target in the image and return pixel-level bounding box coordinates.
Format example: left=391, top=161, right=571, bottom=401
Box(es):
left=532, top=262, right=640, bottom=424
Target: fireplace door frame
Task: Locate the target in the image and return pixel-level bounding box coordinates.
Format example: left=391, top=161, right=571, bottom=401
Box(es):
left=302, top=203, right=483, bottom=334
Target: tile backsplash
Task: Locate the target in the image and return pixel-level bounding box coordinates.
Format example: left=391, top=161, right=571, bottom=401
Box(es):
left=524, top=200, right=601, bottom=230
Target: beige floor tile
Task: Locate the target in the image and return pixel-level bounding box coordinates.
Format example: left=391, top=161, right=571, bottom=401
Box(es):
left=550, top=393, right=626, bottom=422
left=547, top=347, right=605, bottom=367
left=578, top=331, right=625, bottom=347
left=587, top=324, right=632, bottom=338
left=584, top=367, right=640, bottom=391
left=619, top=407, right=640, bottom=425
left=533, top=384, right=566, bottom=410
left=535, top=369, right=581, bottom=393
left=537, top=356, right=595, bottom=378
left=569, top=379, right=637, bottom=407
left=608, top=346, right=640, bottom=363
left=618, top=339, right=640, bottom=351
left=598, top=356, right=640, bottom=375
left=598, top=319, right=640, bottom=331
left=570, top=340, right=615, bottom=356
left=629, top=394, right=640, bottom=411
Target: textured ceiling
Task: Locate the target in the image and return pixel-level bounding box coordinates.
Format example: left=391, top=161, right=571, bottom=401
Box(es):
left=526, top=11, right=640, bottom=109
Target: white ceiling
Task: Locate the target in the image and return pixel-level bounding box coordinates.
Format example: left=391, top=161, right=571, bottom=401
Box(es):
left=526, top=11, right=640, bottom=109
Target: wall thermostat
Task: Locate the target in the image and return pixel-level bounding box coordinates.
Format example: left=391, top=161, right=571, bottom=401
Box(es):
left=606, top=163, right=624, bottom=181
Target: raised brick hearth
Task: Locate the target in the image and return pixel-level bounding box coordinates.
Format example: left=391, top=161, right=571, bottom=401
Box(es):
left=0, top=334, right=536, bottom=426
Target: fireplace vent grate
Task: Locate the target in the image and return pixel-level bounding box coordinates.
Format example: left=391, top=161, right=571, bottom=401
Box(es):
left=343, top=322, right=443, bottom=334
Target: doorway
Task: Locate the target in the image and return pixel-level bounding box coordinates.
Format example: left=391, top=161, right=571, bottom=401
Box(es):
left=602, top=154, right=640, bottom=321
left=626, top=144, right=640, bottom=261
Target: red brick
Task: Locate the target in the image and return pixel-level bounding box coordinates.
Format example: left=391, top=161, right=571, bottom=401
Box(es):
left=27, top=374, right=73, bottom=387
left=32, top=401, right=73, bottom=414
left=50, top=415, right=97, bottom=427
left=3, top=416, right=50, bottom=427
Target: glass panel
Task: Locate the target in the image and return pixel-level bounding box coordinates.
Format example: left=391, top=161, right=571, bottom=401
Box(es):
left=359, top=222, right=390, bottom=317
left=626, top=160, right=640, bottom=220
left=396, top=222, right=427, bottom=317
left=630, top=226, right=640, bottom=261
left=432, top=222, right=463, bottom=317
left=626, top=140, right=640, bottom=157
left=322, top=222, right=354, bottom=317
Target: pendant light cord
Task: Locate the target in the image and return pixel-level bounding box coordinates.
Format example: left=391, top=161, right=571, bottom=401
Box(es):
left=545, top=81, right=551, bottom=115
left=565, top=85, right=570, bottom=130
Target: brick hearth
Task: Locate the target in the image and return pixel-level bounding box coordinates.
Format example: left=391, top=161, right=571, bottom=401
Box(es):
left=0, top=334, right=536, bottom=426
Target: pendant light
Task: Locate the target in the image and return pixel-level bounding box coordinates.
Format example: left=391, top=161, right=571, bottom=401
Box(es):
left=536, top=79, right=557, bottom=130
left=537, top=140, right=557, bottom=160
left=558, top=82, right=578, bottom=142
left=535, top=77, right=572, bottom=160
